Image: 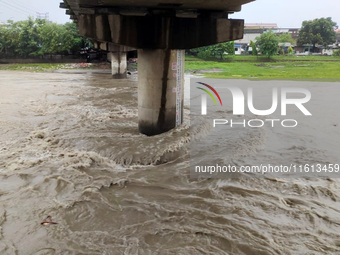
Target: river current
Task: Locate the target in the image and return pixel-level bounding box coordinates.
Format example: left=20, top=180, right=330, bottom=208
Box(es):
left=0, top=71, right=340, bottom=255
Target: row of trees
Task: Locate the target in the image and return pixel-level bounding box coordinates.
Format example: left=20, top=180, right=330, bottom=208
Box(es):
left=297, top=17, right=338, bottom=51
left=1, top=17, right=338, bottom=59
left=256, top=17, right=338, bottom=57
left=190, top=17, right=338, bottom=59
left=189, top=33, right=295, bottom=59
left=0, top=18, right=91, bottom=58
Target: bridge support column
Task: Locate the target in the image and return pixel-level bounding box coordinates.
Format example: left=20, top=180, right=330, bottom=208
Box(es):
left=109, top=51, right=127, bottom=79
left=138, top=49, right=184, bottom=136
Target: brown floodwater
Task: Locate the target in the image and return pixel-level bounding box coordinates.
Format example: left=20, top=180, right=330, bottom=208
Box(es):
left=0, top=70, right=340, bottom=255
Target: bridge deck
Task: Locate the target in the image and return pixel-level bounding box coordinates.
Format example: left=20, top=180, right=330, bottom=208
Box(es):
left=81, top=0, right=253, bottom=10
left=65, top=0, right=254, bottom=14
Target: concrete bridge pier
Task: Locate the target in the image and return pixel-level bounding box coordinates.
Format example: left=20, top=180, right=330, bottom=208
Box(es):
left=69, top=6, right=248, bottom=135
left=109, top=51, right=127, bottom=79
left=138, top=49, right=184, bottom=136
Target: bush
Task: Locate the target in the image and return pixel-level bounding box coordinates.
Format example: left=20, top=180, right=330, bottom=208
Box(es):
left=197, top=49, right=212, bottom=59
left=333, top=50, right=340, bottom=56
left=278, top=48, right=284, bottom=55
left=250, top=40, right=258, bottom=56
left=0, top=18, right=91, bottom=57
left=191, top=42, right=235, bottom=60
left=288, top=46, right=294, bottom=55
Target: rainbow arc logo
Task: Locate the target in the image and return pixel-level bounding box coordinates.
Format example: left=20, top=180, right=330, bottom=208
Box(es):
left=196, top=82, right=223, bottom=106
left=196, top=82, right=222, bottom=115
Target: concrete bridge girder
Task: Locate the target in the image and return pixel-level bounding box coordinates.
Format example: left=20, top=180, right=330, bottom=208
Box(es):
left=93, top=41, right=135, bottom=53
left=66, top=0, right=253, bottom=13
left=78, top=14, right=244, bottom=49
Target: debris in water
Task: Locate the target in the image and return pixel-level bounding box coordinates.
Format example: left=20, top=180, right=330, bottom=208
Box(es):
left=41, top=216, right=58, bottom=226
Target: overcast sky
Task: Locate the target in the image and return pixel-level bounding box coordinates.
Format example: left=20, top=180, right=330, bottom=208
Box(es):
left=231, top=0, right=340, bottom=28
left=0, top=0, right=339, bottom=28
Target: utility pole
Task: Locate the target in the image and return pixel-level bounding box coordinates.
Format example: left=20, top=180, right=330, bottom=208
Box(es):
left=36, top=12, right=49, bottom=20
left=0, top=12, right=5, bottom=25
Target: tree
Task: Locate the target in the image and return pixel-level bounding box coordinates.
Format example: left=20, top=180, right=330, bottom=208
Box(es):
left=255, top=31, right=279, bottom=58
left=0, top=26, right=4, bottom=52
left=190, top=41, right=235, bottom=59
left=0, top=18, right=90, bottom=57
left=194, top=46, right=212, bottom=59
left=40, top=23, right=66, bottom=54
left=208, top=41, right=235, bottom=58
left=278, top=33, right=295, bottom=44
left=297, top=17, right=338, bottom=51
left=62, top=22, right=85, bottom=53
left=17, top=17, right=42, bottom=57
left=0, top=20, right=21, bottom=56
left=250, top=40, right=257, bottom=55
left=224, top=41, right=235, bottom=56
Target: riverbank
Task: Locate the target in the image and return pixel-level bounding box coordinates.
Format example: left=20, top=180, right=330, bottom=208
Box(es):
left=0, top=62, right=139, bottom=73
left=185, top=55, right=340, bottom=80
left=186, top=55, right=340, bottom=62
left=1, top=55, right=340, bottom=80
left=0, top=63, right=109, bottom=72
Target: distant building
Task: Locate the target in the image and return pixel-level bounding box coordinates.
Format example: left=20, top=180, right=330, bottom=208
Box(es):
left=278, top=43, right=293, bottom=54
left=336, top=31, right=340, bottom=46
left=235, top=28, right=264, bottom=46
left=234, top=26, right=299, bottom=54
left=274, top=28, right=299, bottom=41
left=245, top=23, right=278, bottom=29
left=233, top=24, right=339, bottom=55
left=294, top=44, right=313, bottom=55
left=234, top=44, right=245, bottom=55
left=321, top=48, right=336, bottom=56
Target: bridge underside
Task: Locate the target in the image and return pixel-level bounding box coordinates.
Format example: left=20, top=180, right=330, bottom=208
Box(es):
left=61, top=0, right=254, bottom=135
left=62, top=0, right=253, bottom=16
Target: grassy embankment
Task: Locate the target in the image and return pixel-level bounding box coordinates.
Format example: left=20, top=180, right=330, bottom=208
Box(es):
left=0, top=63, right=96, bottom=72
left=1, top=55, right=340, bottom=80
left=185, top=55, right=340, bottom=80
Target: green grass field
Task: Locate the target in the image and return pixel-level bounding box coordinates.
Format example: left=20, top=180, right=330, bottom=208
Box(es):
left=185, top=55, right=340, bottom=80
left=1, top=55, right=340, bottom=80
left=0, top=63, right=97, bottom=72
left=0, top=63, right=63, bottom=71
left=185, top=55, right=340, bottom=62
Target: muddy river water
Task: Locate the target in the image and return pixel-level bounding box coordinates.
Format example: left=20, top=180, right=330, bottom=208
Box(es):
left=0, top=71, right=340, bottom=255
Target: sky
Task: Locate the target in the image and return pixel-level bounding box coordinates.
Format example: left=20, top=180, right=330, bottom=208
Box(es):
left=0, top=0, right=339, bottom=28
left=231, top=0, right=340, bottom=28
left=0, top=0, right=69, bottom=23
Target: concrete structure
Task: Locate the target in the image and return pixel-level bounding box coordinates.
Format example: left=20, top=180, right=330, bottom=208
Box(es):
left=234, top=45, right=245, bottom=55
left=336, top=32, right=340, bottom=46
left=108, top=52, right=127, bottom=78
left=93, top=41, right=134, bottom=78
left=234, top=28, right=263, bottom=48
left=61, top=0, right=254, bottom=135
left=321, top=48, right=336, bottom=56
left=245, top=23, right=278, bottom=29
left=138, top=50, right=184, bottom=135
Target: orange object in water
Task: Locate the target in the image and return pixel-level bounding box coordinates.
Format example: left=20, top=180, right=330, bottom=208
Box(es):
left=41, top=216, right=58, bottom=226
